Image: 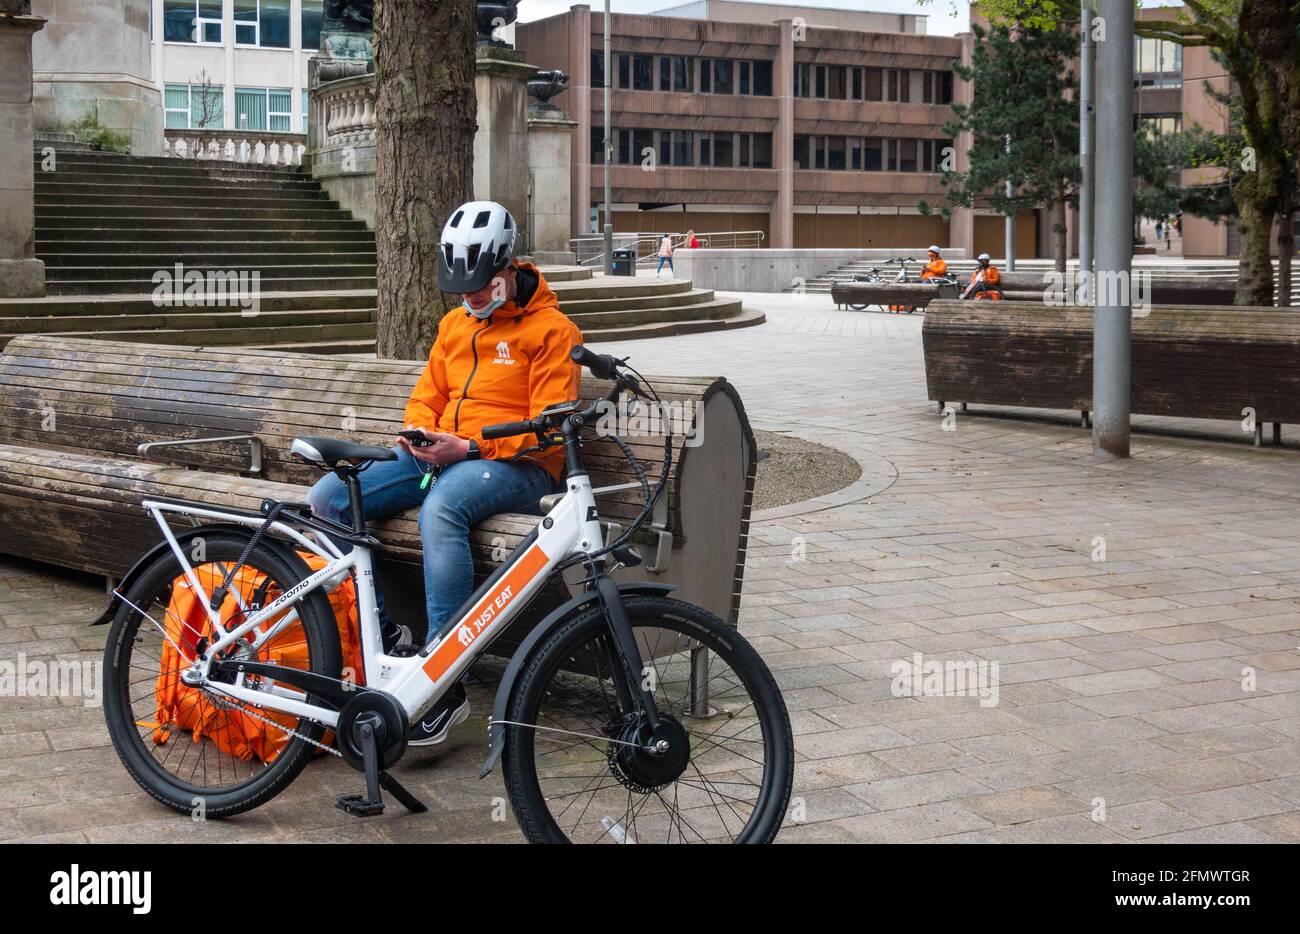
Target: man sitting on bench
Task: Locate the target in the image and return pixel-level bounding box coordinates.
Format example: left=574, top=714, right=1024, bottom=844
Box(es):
left=308, top=200, right=583, bottom=746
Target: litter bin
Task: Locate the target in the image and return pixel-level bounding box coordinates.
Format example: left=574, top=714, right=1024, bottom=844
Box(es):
left=611, top=249, right=637, bottom=276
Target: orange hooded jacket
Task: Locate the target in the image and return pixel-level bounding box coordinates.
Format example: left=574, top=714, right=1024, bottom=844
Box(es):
left=403, top=263, right=582, bottom=482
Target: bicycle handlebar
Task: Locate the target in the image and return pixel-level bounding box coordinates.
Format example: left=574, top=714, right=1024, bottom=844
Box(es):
left=570, top=344, right=620, bottom=381
left=481, top=419, right=538, bottom=440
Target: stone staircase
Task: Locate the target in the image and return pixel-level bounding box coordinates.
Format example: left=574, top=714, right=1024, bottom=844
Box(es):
left=5, top=148, right=760, bottom=352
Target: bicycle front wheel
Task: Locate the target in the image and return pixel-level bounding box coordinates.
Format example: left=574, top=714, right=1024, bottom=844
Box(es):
left=502, top=595, right=794, bottom=843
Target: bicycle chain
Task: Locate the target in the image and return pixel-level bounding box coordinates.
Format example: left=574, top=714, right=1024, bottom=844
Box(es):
left=200, top=684, right=342, bottom=758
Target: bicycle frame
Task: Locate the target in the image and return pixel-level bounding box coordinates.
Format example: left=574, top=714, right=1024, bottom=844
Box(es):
left=139, top=471, right=608, bottom=730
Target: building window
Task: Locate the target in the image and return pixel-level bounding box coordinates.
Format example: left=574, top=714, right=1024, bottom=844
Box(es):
left=164, top=0, right=222, bottom=43
left=632, top=128, right=654, bottom=165
left=234, top=0, right=291, bottom=49
left=794, top=63, right=811, bottom=98
left=616, top=53, right=631, bottom=90
left=591, top=52, right=605, bottom=89
left=885, top=69, right=909, bottom=103
left=1135, top=38, right=1182, bottom=88
left=827, top=135, right=846, bottom=170
left=922, top=70, right=954, bottom=105
left=302, top=89, right=309, bottom=133
left=828, top=65, right=846, bottom=100
left=751, top=133, right=772, bottom=168
left=302, top=0, right=324, bottom=51
left=815, top=65, right=826, bottom=99
left=234, top=87, right=293, bottom=131
left=864, top=67, right=882, bottom=101
left=852, top=67, right=863, bottom=100
left=164, top=83, right=224, bottom=129
left=659, top=56, right=671, bottom=92
left=863, top=138, right=882, bottom=171
left=672, top=130, right=694, bottom=166
left=739, top=61, right=751, bottom=95
left=920, top=138, right=952, bottom=171
left=699, top=59, right=711, bottom=94
left=673, top=56, right=692, bottom=92
left=794, top=135, right=808, bottom=170
left=632, top=54, right=653, bottom=91
left=1138, top=114, right=1182, bottom=135
left=752, top=60, right=773, bottom=96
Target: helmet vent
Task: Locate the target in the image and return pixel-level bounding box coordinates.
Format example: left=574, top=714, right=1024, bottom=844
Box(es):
left=466, top=243, right=482, bottom=269
left=473, top=211, right=491, bottom=229
left=450, top=210, right=464, bottom=228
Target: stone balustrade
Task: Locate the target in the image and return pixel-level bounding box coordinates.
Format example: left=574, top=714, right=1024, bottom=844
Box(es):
left=317, top=75, right=376, bottom=145
left=163, top=128, right=306, bottom=166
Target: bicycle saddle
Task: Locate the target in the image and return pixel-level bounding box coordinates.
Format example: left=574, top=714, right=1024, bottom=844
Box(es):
left=291, top=436, right=397, bottom=465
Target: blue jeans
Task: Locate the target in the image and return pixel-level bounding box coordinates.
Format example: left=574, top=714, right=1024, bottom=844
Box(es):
left=657, top=256, right=673, bottom=273
left=307, top=447, right=555, bottom=645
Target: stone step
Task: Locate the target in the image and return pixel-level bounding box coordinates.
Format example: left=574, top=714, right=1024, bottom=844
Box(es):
left=36, top=191, right=335, bottom=208
left=0, top=307, right=373, bottom=338
left=550, top=277, right=694, bottom=301
left=37, top=218, right=370, bottom=234
left=35, top=174, right=326, bottom=193
left=45, top=275, right=378, bottom=295
left=0, top=319, right=374, bottom=352
left=566, top=298, right=745, bottom=329
left=242, top=337, right=379, bottom=355
left=31, top=150, right=301, bottom=173
left=36, top=205, right=356, bottom=221
left=45, top=262, right=377, bottom=282
left=41, top=251, right=378, bottom=269
left=582, top=306, right=766, bottom=342
left=0, top=290, right=377, bottom=318
left=558, top=287, right=719, bottom=314
left=37, top=239, right=376, bottom=255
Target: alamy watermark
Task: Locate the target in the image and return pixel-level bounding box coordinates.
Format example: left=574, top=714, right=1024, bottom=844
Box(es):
left=593, top=397, right=703, bottom=448
left=152, top=262, right=261, bottom=316
left=0, top=653, right=102, bottom=707
left=890, top=652, right=1000, bottom=707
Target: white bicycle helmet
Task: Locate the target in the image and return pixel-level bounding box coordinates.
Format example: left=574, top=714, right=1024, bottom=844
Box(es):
left=437, top=200, right=518, bottom=299
left=977, top=252, right=991, bottom=264
left=927, top=244, right=942, bottom=255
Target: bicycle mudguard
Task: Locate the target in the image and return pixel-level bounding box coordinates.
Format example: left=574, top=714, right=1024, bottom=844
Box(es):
left=90, top=524, right=308, bottom=626
left=479, top=580, right=676, bottom=778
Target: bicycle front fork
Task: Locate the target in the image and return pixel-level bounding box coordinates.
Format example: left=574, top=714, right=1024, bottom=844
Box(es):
left=594, top=573, right=661, bottom=729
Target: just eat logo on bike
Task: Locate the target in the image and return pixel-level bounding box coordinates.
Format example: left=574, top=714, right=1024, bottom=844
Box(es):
left=422, top=544, right=549, bottom=683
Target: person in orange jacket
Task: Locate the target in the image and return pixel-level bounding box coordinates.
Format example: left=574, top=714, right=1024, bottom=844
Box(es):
left=920, top=245, right=948, bottom=281
left=891, top=245, right=947, bottom=312
left=308, top=200, right=581, bottom=746
left=962, top=252, right=1003, bottom=300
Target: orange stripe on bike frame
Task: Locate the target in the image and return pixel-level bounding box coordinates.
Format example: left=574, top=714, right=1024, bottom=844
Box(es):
left=422, top=543, right=550, bottom=684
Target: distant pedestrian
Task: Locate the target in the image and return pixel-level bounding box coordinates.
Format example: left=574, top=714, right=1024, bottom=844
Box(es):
left=1165, top=224, right=1172, bottom=250
left=1154, top=219, right=1164, bottom=242
left=686, top=229, right=700, bottom=248
left=656, top=233, right=674, bottom=276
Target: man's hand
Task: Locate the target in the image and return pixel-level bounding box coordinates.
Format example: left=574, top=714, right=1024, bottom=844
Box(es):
left=397, top=428, right=471, bottom=466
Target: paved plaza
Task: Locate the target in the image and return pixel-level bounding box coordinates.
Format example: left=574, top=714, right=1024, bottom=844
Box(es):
left=3, top=292, right=1299, bottom=843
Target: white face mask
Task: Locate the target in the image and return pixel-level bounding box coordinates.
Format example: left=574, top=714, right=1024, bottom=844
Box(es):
left=465, top=294, right=505, bottom=319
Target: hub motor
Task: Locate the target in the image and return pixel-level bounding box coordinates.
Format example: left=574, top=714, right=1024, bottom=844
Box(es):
left=607, top=713, right=691, bottom=793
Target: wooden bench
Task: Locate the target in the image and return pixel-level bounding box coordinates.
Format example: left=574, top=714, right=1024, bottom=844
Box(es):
left=922, top=299, right=1300, bottom=444
left=0, top=336, right=757, bottom=645
left=992, top=272, right=1237, bottom=306
left=831, top=281, right=960, bottom=311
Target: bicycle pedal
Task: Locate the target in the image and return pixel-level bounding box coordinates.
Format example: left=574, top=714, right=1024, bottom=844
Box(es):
left=335, top=794, right=385, bottom=818
left=389, top=642, right=419, bottom=658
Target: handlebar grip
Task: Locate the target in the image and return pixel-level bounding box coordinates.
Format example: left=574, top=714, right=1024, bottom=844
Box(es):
left=481, top=420, right=536, bottom=440
left=570, top=344, right=620, bottom=381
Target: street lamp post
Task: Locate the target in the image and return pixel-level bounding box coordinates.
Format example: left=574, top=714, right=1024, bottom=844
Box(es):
left=1078, top=4, right=1096, bottom=301
left=602, top=0, right=613, bottom=275
left=1092, top=0, right=1133, bottom=458
left=1005, top=135, right=1016, bottom=272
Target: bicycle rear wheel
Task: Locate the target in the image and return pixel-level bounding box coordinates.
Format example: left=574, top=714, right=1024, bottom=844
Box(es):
left=102, top=533, right=342, bottom=818
left=502, top=595, right=794, bottom=843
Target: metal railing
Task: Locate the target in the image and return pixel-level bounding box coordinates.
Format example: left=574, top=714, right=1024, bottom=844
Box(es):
left=568, top=229, right=766, bottom=267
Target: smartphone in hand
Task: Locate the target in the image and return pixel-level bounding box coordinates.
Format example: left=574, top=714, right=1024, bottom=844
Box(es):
left=398, top=429, right=437, bottom=448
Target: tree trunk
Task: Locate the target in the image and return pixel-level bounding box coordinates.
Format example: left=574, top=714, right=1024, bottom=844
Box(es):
left=1234, top=162, right=1282, bottom=306
left=373, top=0, right=477, bottom=360
left=1051, top=193, right=1068, bottom=273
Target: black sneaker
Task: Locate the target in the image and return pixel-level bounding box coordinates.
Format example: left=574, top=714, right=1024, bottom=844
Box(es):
left=408, top=682, right=470, bottom=746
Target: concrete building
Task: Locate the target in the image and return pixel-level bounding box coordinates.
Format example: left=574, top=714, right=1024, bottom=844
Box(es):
left=149, top=0, right=323, bottom=136
left=518, top=0, right=1269, bottom=259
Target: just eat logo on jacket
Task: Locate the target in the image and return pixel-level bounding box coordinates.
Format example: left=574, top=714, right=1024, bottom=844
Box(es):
left=493, top=340, right=516, bottom=365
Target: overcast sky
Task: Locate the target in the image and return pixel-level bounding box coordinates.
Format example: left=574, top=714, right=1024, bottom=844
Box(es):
left=516, top=0, right=973, bottom=36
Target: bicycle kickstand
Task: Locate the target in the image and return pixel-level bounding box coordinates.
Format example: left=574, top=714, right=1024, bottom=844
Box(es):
left=335, top=721, right=429, bottom=818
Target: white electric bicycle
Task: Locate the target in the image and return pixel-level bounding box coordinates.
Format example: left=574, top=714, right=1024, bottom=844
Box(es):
left=100, top=346, right=793, bottom=843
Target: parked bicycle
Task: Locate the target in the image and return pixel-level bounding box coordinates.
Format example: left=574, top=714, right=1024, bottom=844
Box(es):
left=99, top=346, right=794, bottom=844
